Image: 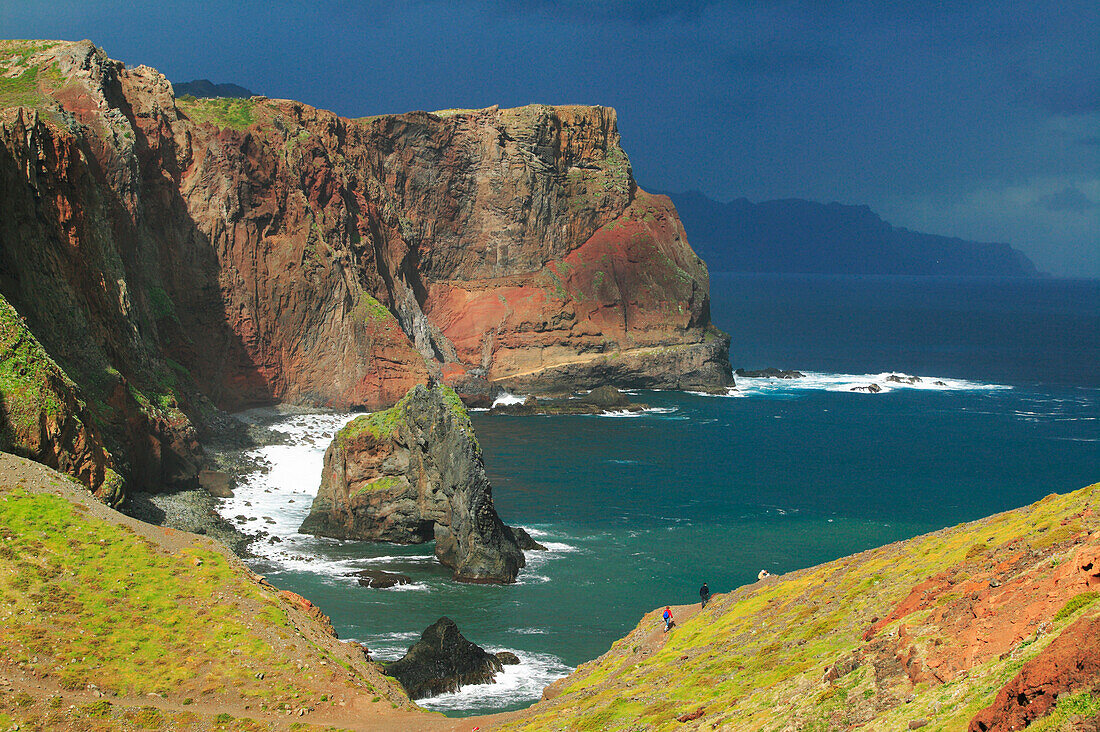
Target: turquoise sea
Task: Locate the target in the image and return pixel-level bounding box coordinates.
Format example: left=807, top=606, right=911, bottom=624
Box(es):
left=219, top=274, right=1100, bottom=716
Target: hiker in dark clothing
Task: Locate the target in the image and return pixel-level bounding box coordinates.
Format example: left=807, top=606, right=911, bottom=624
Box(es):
left=699, top=582, right=711, bottom=609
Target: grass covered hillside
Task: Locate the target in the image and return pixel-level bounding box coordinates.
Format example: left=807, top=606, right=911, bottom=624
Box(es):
left=0, top=452, right=444, bottom=732
left=507, top=483, right=1100, bottom=731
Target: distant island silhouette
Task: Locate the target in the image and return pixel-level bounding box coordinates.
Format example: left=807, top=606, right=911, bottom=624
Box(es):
left=172, top=79, right=254, bottom=99
left=659, top=190, right=1039, bottom=277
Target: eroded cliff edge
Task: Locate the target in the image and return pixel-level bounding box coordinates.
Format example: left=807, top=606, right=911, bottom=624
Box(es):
left=299, top=383, right=525, bottom=583
left=0, top=39, right=731, bottom=500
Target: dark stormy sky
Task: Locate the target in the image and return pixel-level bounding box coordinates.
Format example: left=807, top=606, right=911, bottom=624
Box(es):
left=5, top=1, right=1098, bottom=275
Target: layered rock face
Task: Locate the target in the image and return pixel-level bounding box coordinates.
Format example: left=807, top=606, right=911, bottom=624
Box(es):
left=299, top=383, right=524, bottom=583
left=0, top=40, right=731, bottom=499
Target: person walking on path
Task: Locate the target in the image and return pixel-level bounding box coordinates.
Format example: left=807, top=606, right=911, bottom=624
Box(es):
left=699, top=582, right=711, bottom=609
left=663, top=606, right=675, bottom=632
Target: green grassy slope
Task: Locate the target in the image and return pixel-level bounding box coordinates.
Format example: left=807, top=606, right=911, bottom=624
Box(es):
left=507, top=483, right=1100, bottom=731
left=0, top=453, right=420, bottom=731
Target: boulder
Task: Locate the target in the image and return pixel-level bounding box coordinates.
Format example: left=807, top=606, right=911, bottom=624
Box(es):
left=885, top=374, right=922, bottom=384
left=851, top=383, right=882, bottom=393
left=496, top=651, right=521, bottom=665
left=299, top=383, right=525, bottom=583
left=969, top=616, right=1100, bottom=731
left=383, top=617, right=503, bottom=699
left=351, top=569, right=412, bottom=589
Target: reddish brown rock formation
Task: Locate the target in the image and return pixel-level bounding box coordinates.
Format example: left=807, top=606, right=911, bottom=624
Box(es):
left=0, top=40, right=730, bottom=500
left=969, top=616, right=1100, bottom=731
left=862, top=534, right=1100, bottom=687
left=278, top=589, right=337, bottom=637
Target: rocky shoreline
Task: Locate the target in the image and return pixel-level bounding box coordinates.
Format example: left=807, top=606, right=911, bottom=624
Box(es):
left=121, top=404, right=349, bottom=556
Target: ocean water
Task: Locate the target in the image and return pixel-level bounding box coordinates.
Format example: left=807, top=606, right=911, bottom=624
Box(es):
left=218, top=274, right=1099, bottom=717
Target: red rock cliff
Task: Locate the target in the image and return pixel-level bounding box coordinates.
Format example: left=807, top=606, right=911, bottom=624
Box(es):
left=0, top=40, right=731, bottom=497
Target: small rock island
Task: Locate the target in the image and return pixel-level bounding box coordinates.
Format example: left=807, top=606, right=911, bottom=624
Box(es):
left=299, top=383, right=525, bottom=583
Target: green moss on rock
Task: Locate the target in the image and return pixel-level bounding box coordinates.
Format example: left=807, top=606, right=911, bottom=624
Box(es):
left=338, top=408, right=404, bottom=445
left=0, top=294, right=71, bottom=443
left=350, top=475, right=404, bottom=498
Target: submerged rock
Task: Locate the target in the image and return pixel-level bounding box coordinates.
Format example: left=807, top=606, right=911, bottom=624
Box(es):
left=351, top=569, right=412, bottom=589
left=885, top=374, right=922, bottom=385
left=383, top=617, right=503, bottom=699
left=851, top=383, right=882, bottom=393
left=299, top=383, right=524, bottom=583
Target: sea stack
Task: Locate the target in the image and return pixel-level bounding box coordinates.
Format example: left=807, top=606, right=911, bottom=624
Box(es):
left=383, top=617, right=503, bottom=699
left=299, top=383, right=524, bottom=583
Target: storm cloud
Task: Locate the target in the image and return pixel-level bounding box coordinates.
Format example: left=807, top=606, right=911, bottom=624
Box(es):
left=4, top=0, right=1098, bottom=275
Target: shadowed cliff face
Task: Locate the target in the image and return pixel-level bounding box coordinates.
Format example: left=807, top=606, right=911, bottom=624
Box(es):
left=0, top=39, right=730, bottom=499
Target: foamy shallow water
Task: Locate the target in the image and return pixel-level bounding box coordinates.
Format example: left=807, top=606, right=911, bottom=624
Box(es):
left=682, top=371, right=1012, bottom=399
left=498, top=372, right=1011, bottom=407
left=213, top=409, right=578, bottom=712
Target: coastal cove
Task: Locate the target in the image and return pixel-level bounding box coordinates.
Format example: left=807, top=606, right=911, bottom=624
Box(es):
left=216, top=274, right=1100, bottom=717
left=2, top=22, right=1098, bottom=729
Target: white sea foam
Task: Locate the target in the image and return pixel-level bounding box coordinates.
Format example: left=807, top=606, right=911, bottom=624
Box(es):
left=592, top=406, right=679, bottom=418
left=213, top=410, right=405, bottom=580
left=416, top=649, right=573, bottom=712
left=492, top=391, right=528, bottom=407
left=727, top=371, right=1011, bottom=397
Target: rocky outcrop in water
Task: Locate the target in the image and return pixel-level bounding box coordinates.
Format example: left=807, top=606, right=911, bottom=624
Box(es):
left=0, top=39, right=731, bottom=500
left=735, top=368, right=805, bottom=379
left=490, top=385, right=648, bottom=416
left=383, top=617, right=503, bottom=700
left=298, top=383, right=524, bottom=583
left=351, top=569, right=412, bottom=589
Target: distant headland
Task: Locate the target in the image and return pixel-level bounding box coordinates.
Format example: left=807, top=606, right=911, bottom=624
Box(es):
left=660, top=189, right=1040, bottom=277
